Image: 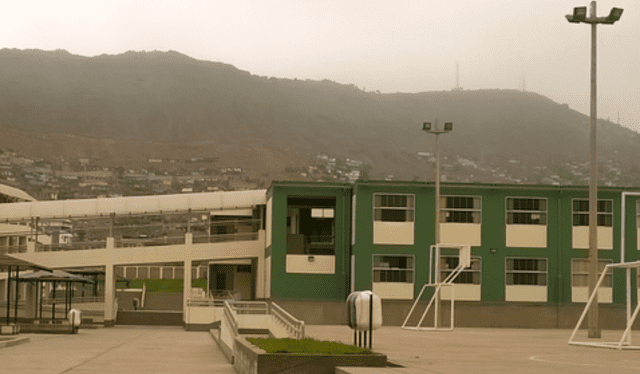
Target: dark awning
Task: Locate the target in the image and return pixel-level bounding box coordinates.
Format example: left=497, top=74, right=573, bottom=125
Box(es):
left=14, top=270, right=94, bottom=283
left=0, top=253, right=52, bottom=272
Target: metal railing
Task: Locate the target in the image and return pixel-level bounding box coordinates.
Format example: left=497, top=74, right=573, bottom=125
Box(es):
left=41, top=241, right=107, bottom=252
left=43, top=296, right=105, bottom=305
left=0, top=245, right=28, bottom=254
left=230, top=301, right=270, bottom=315
left=271, top=302, right=305, bottom=339
left=223, top=300, right=239, bottom=336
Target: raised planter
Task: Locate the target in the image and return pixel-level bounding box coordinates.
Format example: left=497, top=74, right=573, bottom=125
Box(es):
left=233, top=337, right=386, bottom=374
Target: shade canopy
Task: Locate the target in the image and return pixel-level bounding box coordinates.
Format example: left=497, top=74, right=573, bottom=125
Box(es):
left=14, top=270, right=93, bottom=283
left=0, top=253, right=52, bottom=272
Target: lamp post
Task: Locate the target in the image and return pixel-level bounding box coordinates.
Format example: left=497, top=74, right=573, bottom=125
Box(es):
left=566, top=1, right=623, bottom=339
left=423, top=119, right=452, bottom=328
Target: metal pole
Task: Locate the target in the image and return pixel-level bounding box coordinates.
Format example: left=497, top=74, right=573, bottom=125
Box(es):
left=52, top=281, right=56, bottom=321
left=14, top=268, right=19, bottom=324
left=587, top=0, right=600, bottom=339
left=6, top=266, right=11, bottom=325
left=434, top=130, right=441, bottom=329
left=369, top=293, right=373, bottom=349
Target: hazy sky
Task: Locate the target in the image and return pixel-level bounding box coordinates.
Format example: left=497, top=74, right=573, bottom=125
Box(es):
left=3, top=0, right=639, bottom=131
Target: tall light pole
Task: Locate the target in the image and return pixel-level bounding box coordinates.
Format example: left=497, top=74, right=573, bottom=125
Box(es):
left=423, top=119, right=452, bottom=328
left=566, top=1, right=623, bottom=339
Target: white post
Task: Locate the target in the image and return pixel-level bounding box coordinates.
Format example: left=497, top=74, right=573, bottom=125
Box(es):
left=183, top=259, right=193, bottom=322
left=104, top=264, right=116, bottom=327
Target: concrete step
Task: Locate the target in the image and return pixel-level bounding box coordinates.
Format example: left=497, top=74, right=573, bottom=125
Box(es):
left=116, top=310, right=183, bottom=326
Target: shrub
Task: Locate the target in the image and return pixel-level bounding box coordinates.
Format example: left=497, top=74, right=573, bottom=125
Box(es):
left=247, top=338, right=371, bottom=355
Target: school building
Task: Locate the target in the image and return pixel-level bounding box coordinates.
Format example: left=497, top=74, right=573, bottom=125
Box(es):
left=2, top=180, right=640, bottom=329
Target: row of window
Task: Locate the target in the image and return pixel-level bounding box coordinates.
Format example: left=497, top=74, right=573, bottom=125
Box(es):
left=373, top=194, right=616, bottom=227
left=372, top=254, right=612, bottom=288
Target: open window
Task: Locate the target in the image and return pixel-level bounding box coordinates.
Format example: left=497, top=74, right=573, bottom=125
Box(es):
left=286, top=197, right=336, bottom=256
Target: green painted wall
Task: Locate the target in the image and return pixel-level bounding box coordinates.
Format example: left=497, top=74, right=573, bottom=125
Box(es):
left=268, top=180, right=640, bottom=307
left=268, top=182, right=352, bottom=301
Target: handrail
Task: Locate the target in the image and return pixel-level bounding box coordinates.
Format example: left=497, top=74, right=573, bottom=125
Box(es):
left=230, top=301, right=269, bottom=315
left=141, top=282, right=146, bottom=309
left=223, top=300, right=239, bottom=337
left=43, top=296, right=105, bottom=304
left=270, top=302, right=305, bottom=339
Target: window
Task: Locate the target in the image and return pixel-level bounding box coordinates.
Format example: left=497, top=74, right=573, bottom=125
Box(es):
left=506, top=198, right=547, bottom=225
left=440, top=256, right=481, bottom=284
left=637, top=200, right=640, bottom=229
left=572, top=258, right=612, bottom=287
left=373, top=255, right=414, bottom=283
left=287, top=197, right=336, bottom=255
left=440, top=196, right=481, bottom=224
left=572, top=199, right=613, bottom=227
left=506, top=258, right=547, bottom=286
left=374, top=194, right=414, bottom=222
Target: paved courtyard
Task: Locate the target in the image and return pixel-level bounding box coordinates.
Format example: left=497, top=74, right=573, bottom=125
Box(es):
left=0, top=326, right=235, bottom=374
left=2, top=325, right=640, bottom=373
left=306, top=325, right=640, bottom=374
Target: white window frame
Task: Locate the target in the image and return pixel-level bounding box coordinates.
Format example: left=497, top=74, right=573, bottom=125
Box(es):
left=505, top=257, right=548, bottom=286
left=372, top=254, right=415, bottom=284
left=572, top=198, right=613, bottom=228
left=440, top=195, right=482, bottom=224
left=571, top=258, right=613, bottom=288
left=505, top=197, right=548, bottom=226
left=373, top=193, right=415, bottom=223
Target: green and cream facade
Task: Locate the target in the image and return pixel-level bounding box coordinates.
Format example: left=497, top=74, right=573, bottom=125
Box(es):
left=266, top=181, right=640, bottom=328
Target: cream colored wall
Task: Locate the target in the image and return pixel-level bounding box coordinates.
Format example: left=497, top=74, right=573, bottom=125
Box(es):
left=266, top=198, right=272, bottom=247
left=373, top=221, right=414, bottom=245
left=187, top=306, right=220, bottom=324
left=572, top=226, right=613, bottom=250
left=372, top=282, right=414, bottom=300
left=505, top=285, right=547, bottom=302
left=571, top=287, right=613, bottom=303
left=441, top=284, right=481, bottom=301
left=285, top=254, right=335, bottom=274
left=440, top=223, right=481, bottom=246
left=265, top=256, right=271, bottom=298
left=506, top=225, right=547, bottom=248
left=237, top=314, right=271, bottom=328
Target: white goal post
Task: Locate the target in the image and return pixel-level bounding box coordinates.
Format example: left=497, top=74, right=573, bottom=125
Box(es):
left=402, top=243, right=471, bottom=331
left=569, top=260, right=640, bottom=350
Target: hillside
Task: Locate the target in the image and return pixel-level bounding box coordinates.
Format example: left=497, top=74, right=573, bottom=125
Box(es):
left=1, top=48, right=640, bottom=189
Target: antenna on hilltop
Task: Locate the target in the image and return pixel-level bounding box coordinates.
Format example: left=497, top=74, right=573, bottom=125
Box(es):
left=453, top=61, right=463, bottom=91
left=617, top=112, right=620, bottom=125
left=519, top=71, right=527, bottom=92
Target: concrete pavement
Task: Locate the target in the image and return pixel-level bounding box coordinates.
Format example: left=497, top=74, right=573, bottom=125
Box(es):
left=305, top=325, right=640, bottom=374
left=0, top=326, right=235, bottom=374
left=3, top=324, right=640, bottom=373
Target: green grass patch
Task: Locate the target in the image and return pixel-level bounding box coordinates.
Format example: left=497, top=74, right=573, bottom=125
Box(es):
left=116, top=279, right=207, bottom=292
left=247, top=338, right=371, bottom=355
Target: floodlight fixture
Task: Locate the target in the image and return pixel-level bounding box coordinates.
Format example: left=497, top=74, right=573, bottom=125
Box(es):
left=444, top=122, right=453, bottom=132
left=604, top=7, right=623, bottom=24
left=566, top=6, right=587, bottom=23
left=423, top=122, right=432, bottom=131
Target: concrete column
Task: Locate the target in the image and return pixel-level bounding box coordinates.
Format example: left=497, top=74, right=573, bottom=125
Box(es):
left=183, top=259, right=192, bottom=322
left=106, top=237, right=115, bottom=249
left=256, top=230, right=266, bottom=299
left=185, top=232, right=193, bottom=245
left=27, top=241, right=36, bottom=254
left=24, top=282, right=36, bottom=319
left=104, top=264, right=116, bottom=327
